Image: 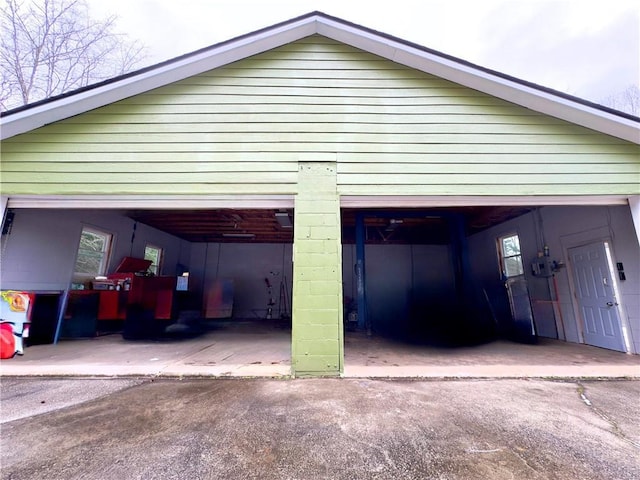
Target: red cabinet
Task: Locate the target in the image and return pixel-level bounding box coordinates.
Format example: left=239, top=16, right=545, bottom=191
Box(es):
left=90, top=257, right=177, bottom=321
left=104, top=274, right=176, bottom=320
left=97, top=290, right=127, bottom=320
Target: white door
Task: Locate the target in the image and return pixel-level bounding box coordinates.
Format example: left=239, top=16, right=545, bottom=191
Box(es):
left=569, top=242, right=625, bottom=352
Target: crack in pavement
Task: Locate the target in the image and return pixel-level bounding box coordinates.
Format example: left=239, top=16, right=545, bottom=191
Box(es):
left=576, top=382, right=640, bottom=449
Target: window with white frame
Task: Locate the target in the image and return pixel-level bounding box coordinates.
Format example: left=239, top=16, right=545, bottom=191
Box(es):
left=498, top=233, right=524, bottom=278
left=74, top=227, right=112, bottom=278
left=144, top=244, right=163, bottom=275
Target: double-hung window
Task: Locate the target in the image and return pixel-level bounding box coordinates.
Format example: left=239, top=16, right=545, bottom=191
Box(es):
left=498, top=233, right=524, bottom=278
left=144, top=244, right=163, bottom=276
left=74, top=227, right=112, bottom=278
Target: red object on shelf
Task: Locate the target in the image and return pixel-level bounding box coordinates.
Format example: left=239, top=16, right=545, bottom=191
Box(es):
left=104, top=259, right=176, bottom=320
left=114, top=256, right=152, bottom=274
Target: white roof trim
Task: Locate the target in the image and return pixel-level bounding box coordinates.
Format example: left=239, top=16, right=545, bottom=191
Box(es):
left=6, top=194, right=629, bottom=209
left=340, top=195, right=631, bottom=207
left=2, top=13, right=638, bottom=143
left=6, top=195, right=295, bottom=209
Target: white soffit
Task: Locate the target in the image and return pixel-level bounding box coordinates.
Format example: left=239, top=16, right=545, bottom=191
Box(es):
left=6, top=195, right=295, bottom=209
left=1, top=13, right=638, bottom=143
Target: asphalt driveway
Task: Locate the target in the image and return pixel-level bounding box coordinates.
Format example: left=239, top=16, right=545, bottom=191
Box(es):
left=1, top=378, right=639, bottom=479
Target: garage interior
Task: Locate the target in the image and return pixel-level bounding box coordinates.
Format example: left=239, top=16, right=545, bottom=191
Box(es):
left=128, top=204, right=533, bottom=345
left=2, top=201, right=637, bottom=376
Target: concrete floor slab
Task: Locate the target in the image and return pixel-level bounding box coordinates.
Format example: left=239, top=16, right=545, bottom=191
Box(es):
left=1, top=321, right=638, bottom=379
left=344, top=332, right=640, bottom=378
left=1, top=321, right=291, bottom=378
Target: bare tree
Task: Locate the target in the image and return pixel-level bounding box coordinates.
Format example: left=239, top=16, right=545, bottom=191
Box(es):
left=600, top=84, right=640, bottom=117
left=1, top=0, right=145, bottom=110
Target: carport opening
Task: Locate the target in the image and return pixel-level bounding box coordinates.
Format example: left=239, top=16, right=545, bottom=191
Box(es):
left=94, top=208, right=295, bottom=337
left=1, top=207, right=294, bottom=372
left=342, top=207, right=506, bottom=349
left=2, top=203, right=636, bottom=373
left=341, top=203, right=637, bottom=366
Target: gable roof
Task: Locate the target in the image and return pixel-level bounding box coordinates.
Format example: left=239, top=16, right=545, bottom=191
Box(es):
left=1, top=11, right=638, bottom=143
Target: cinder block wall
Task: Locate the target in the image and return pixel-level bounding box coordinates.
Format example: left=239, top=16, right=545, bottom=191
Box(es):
left=292, top=161, right=344, bottom=376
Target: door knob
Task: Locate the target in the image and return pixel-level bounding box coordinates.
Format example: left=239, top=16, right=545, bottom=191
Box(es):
left=606, top=301, right=618, bottom=307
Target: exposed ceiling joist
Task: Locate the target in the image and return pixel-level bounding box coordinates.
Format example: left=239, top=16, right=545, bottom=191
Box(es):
left=128, top=206, right=533, bottom=244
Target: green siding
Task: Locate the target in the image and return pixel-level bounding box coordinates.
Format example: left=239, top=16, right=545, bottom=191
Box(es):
left=1, top=35, right=639, bottom=195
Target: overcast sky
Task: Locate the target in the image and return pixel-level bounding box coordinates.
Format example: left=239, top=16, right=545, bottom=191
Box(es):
left=88, top=0, right=639, bottom=105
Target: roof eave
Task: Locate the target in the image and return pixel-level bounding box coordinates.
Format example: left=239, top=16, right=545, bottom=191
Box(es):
left=0, top=15, right=319, bottom=140
left=1, top=12, right=638, bottom=144
left=315, top=15, right=640, bottom=144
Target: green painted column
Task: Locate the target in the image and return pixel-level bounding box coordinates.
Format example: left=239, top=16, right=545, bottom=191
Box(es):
left=291, top=160, right=343, bottom=377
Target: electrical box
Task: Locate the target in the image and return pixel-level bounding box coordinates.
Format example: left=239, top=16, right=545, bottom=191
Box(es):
left=531, top=258, right=554, bottom=278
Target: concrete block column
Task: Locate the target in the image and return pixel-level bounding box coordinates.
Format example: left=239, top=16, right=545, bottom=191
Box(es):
left=291, top=160, right=343, bottom=377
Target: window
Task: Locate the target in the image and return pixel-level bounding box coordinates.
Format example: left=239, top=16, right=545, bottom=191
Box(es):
left=74, top=227, right=112, bottom=277
left=498, top=233, right=524, bottom=278
left=144, top=244, right=163, bottom=276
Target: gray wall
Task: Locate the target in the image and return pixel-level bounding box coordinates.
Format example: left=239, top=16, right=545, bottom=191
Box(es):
left=190, top=243, right=293, bottom=319
left=541, top=205, right=639, bottom=353
left=468, top=205, right=640, bottom=353
left=342, top=244, right=455, bottom=334
left=0, top=209, right=191, bottom=291
left=468, top=210, right=556, bottom=338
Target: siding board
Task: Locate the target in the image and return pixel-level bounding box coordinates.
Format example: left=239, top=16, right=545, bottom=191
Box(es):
left=337, top=163, right=639, bottom=174
left=148, top=85, right=480, bottom=98
left=37, top=103, right=549, bottom=115
left=336, top=152, right=640, bottom=163
left=198, top=68, right=436, bottom=79
left=116, top=94, right=509, bottom=107
left=338, top=173, right=633, bottom=185
left=3, top=142, right=637, bottom=155
left=338, top=185, right=639, bottom=195
left=177, top=76, right=457, bottom=89
left=59, top=113, right=568, bottom=126
left=39, top=122, right=595, bottom=136
left=4, top=152, right=637, bottom=164
left=2, top=161, right=298, bottom=173
left=1, top=184, right=291, bottom=195
left=2, top=172, right=298, bottom=184
left=19, top=132, right=626, bottom=145
left=1, top=35, right=638, bottom=196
